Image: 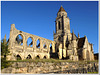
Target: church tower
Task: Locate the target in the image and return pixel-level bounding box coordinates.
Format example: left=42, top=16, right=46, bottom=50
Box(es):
left=54, top=6, right=71, bottom=59
left=55, top=5, right=71, bottom=35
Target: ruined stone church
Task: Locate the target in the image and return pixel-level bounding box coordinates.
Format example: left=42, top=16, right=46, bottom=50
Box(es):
left=6, top=6, right=94, bottom=61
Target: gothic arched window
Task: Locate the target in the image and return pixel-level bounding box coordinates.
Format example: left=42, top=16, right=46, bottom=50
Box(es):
left=58, top=21, right=60, bottom=30
left=36, top=39, right=40, bottom=48
left=15, top=34, right=23, bottom=45
left=27, top=37, right=33, bottom=47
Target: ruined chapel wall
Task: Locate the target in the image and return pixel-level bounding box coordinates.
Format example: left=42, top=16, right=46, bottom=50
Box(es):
left=8, top=24, right=55, bottom=60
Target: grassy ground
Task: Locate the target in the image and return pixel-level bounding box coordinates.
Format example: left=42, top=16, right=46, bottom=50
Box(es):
left=87, top=72, right=98, bottom=74
left=8, top=58, right=69, bottom=63
left=8, top=58, right=98, bottom=63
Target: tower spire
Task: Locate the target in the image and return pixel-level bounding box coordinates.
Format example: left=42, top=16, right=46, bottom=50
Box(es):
left=4, top=34, right=6, bottom=40
left=72, top=30, right=76, bottom=40
left=58, top=5, right=66, bottom=13
left=4, top=34, right=7, bottom=45
left=78, top=33, right=80, bottom=38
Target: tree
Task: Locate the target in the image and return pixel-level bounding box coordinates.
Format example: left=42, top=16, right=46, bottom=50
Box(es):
left=1, top=35, right=11, bottom=69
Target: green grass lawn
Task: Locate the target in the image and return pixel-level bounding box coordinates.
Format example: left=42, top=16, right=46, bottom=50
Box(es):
left=8, top=58, right=69, bottom=63
left=87, top=72, right=98, bottom=74
left=8, top=58, right=98, bottom=63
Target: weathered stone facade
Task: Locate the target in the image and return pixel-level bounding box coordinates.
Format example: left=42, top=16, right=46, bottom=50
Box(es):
left=7, top=24, right=55, bottom=60
left=7, top=6, right=94, bottom=61
left=53, top=6, right=94, bottom=61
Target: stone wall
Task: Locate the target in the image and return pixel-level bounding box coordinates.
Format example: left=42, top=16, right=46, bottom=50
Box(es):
left=8, top=24, right=55, bottom=60
left=1, top=61, right=98, bottom=74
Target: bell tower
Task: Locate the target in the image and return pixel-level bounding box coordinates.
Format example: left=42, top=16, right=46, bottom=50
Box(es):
left=54, top=6, right=71, bottom=42
left=54, top=6, right=71, bottom=59
left=55, top=5, right=70, bottom=34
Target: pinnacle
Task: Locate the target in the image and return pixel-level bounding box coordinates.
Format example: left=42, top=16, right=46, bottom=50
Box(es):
left=72, top=30, right=74, bottom=34
left=11, top=24, right=15, bottom=25
left=4, top=34, right=6, bottom=40
left=78, top=33, right=80, bottom=38
left=58, top=5, right=66, bottom=12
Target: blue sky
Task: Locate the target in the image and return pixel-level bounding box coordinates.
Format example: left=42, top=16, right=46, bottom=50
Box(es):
left=1, top=1, right=98, bottom=53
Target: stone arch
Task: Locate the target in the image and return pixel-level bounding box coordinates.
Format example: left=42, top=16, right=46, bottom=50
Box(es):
left=43, top=55, right=48, bottom=59
left=15, top=33, right=24, bottom=46
left=43, top=56, right=47, bottom=59
left=26, top=54, right=32, bottom=59
left=27, top=37, right=33, bottom=47
left=36, top=38, right=40, bottom=48
left=36, top=55, right=40, bottom=59
left=16, top=54, right=22, bottom=60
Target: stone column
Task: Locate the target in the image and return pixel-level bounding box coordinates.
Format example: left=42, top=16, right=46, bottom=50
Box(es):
left=47, top=43, right=49, bottom=53
left=31, top=37, right=34, bottom=51
left=63, top=49, right=66, bottom=58
left=47, top=54, right=50, bottom=59
left=40, top=39, right=43, bottom=52
left=23, top=36, right=26, bottom=52
left=33, top=39, right=36, bottom=51
left=40, top=55, right=43, bottom=59
left=23, top=36, right=28, bottom=60
left=58, top=44, right=62, bottom=59
left=52, top=42, right=55, bottom=53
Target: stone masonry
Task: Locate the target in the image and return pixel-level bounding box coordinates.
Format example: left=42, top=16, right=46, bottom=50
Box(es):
left=7, top=24, right=55, bottom=60
left=6, top=6, right=94, bottom=61
left=1, top=61, right=98, bottom=74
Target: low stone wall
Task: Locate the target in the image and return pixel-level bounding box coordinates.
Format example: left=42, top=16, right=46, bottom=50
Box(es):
left=1, top=61, right=98, bottom=74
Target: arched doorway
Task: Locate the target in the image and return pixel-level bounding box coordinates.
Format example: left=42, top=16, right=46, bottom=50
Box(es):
left=26, top=54, right=32, bottom=59
left=16, top=55, right=22, bottom=60
left=43, top=56, right=46, bottom=59
left=36, top=55, right=40, bottom=59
